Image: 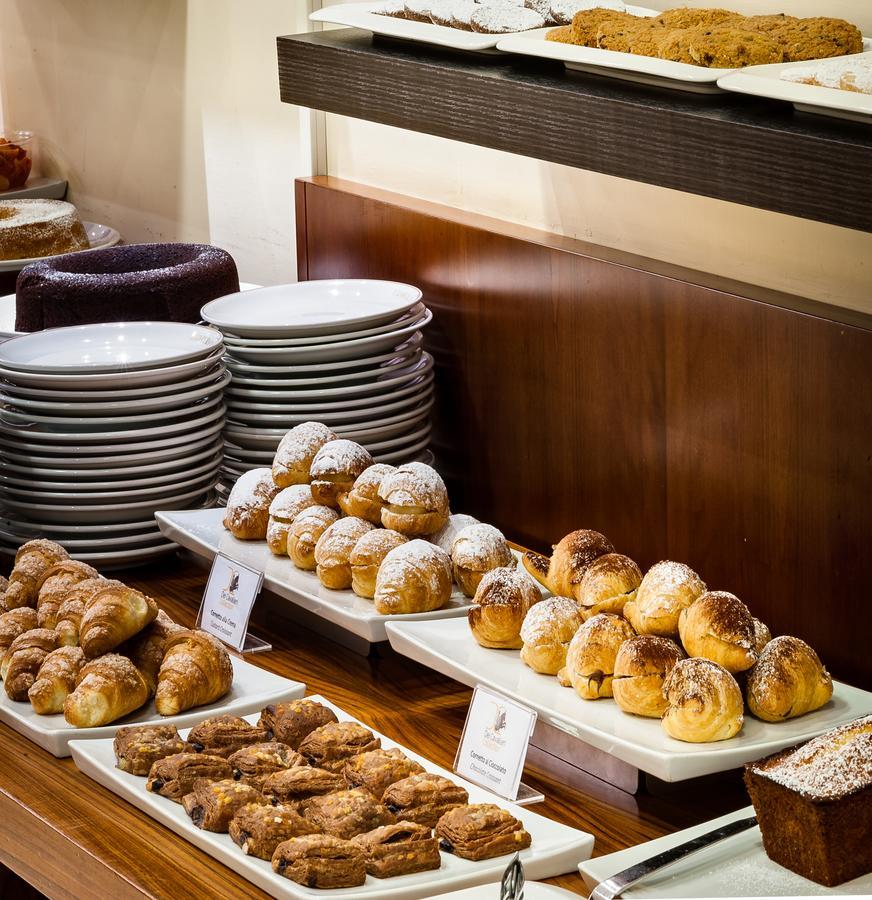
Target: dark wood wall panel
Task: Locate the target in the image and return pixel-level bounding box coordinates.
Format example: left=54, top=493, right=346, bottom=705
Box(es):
left=296, top=176, right=872, bottom=689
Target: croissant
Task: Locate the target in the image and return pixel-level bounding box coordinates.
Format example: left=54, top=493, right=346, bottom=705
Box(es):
left=79, top=581, right=158, bottom=658
left=28, top=645, right=85, bottom=714
left=576, top=553, right=642, bottom=619
left=678, top=590, right=757, bottom=674
left=64, top=654, right=150, bottom=727
left=4, top=540, right=69, bottom=609
left=35, top=560, right=100, bottom=629
left=522, top=529, right=614, bottom=599
left=0, top=607, right=38, bottom=660
left=123, top=610, right=184, bottom=696
left=53, top=577, right=104, bottom=646
left=746, top=635, right=833, bottom=723
left=155, top=629, right=233, bottom=716
left=0, top=574, right=9, bottom=612
left=3, top=628, right=58, bottom=701
left=561, top=613, right=636, bottom=699
left=661, top=657, right=743, bottom=742
left=624, top=560, right=706, bottom=637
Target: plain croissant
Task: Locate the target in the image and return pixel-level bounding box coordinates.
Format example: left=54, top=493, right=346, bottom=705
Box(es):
left=28, top=645, right=85, bottom=715
left=79, top=581, right=158, bottom=658
left=155, top=630, right=233, bottom=716
left=64, top=654, right=150, bottom=727
left=5, top=540, right=69, bottom=610
left=36, top=560, right=100, bottom=629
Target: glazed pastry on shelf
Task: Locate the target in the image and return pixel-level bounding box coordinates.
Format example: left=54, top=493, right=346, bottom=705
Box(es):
left=337, top=463, right=396, bottom=524
left=678, top=590, right=757, bottom=673
left=230, top=802, right=317, bottom=860
left=54, top=578, right=105, bottom=646
left=145, top=752, right=232, bottom=801
left=314, top=516, right=377, bottom=590
left=451, top=523, right=513, bottom=598
left=124, top=609, right=183, bottom=696
left=28, top=645, right=85, bottom=714
left=4, top=539, right=69, bottom=609
left=272, top=422, right=337, bottom=488
left=35, top=560, right=99, bottom=629
left=3, top=628, right=58, bottom=701
left=309, top=439, right=374, bottom=507
left=522, top=529, right=614, bottom=599
left=0, top=607, right=38, bottom=659
left=301, top=787, right=396, bottom=839
left=519, top=596, right=585, bottom=675
left=349, top=529, right=408, bottom=599
left=353, top=821, right=442, bottom=878
left=286, top=505, right=340, bottom=570
left=114, top=724, right=188, bottom=775
left=436, top=803, right=531, bottom=861
left=752, top=617, right=772, bottom=655
left=343, top=747, right=425, bottom=801
left=186, top=714, right=268, bottom=757
left=272, top=834, right=366, bottom=889
left=266, top=485, right=319, bottom=556
left=64, top=654, right=150, bottom=727
left=381, top=772, right=469, bottom=828
left=431, top=513, right=479, bottom=554
left=261, top=765, right=346, bottom=806
left=228, top=742, right=304, bottom=790
left=298, top=721, right=381, bottom=772
left=623, top=560, right=706, bottom=637
left=576, top=553, right=642, bottom=618
left=373, top=540, right=453, bottom=615
left=223, top=467, right=281, bottom=540
left=746, top=635, right=833, bottom=722
left=468, top=567, right=541, bottom=650
left=79, top=581, right=158, bottom=658
left=155, top=629, right=233, bottom=715
left=378, top=462, right=449, bottom=536
left=182, top=778, right=263, bottom=832
left=259, top=698, right=339, bottom=749
left=661, top=657, right=744, bottom=742
left=612, top=635, right=685, bottom=718
left=561, top=613, right=636, bottom=699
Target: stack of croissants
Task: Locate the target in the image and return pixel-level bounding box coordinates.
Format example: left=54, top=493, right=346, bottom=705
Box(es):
left=223, top=422, right=527, bottom=614
left=0, top=539, right=233, bottom=727
left=467, top=527, right=833, bottom=743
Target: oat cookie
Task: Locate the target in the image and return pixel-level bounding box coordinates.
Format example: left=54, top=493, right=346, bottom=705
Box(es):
left=545, top=24, right=573, bottom=42
left=596, top=19, right=652, bottom=52
left=654, top=8, right=740, bottom=30
left=770, top=17, right=863, bottom=62
left=688, top=26, right=783, bottom=68
left=570, top=8, right=636, bottom=46
left=655, top=28, right=697, bottom=63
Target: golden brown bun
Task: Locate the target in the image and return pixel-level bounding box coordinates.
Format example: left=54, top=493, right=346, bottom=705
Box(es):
left=5, top=539, right=70, bottom=609
left=79, top=582, right=159, bottom=658
left=678, top=590, right=757, bottom=674
left=266, top=485, right=319, bottom=556
left=468, top=568, right=541, bottom=650
left=272, top=422, right=337, bottom=487
left=373, top=540, right=452, bottom=615
left=561, top=613, right=635, bottom=699
left=623, top=560, right=706, bottom=637
left=746, top=635, right=832, bottom=723
left=155, top=629, right=233, bottom=716
left=35, top=560, right=99, bottom=629
left=337, top=464, right=397, bottom=524
left=378, top=463, right=449, bottom=536
left=349, top=529, right=408, bottom=599
left=751, top=617, right=771, bottom=655
left=451, top=523, right=513, bottom=598
left=612, top=635, right=684, bottom=718
left=314, top=517, right=376, bottom=590
left=522, top=529, right=614, bottom=599
left=431, top=514, right=479, bottom=554
left=309, top=440, right=374, bottom=507
left=286, top=506, right=340, bottom=571
left=576, top=553, right=642, bottom=618
left=519, top=596, right=584, bottom=675
left=661, top=657, right=743, bottom=742
left=64, top=653, right=150, bottom=727
left=223, top=468, right=281, bottom=540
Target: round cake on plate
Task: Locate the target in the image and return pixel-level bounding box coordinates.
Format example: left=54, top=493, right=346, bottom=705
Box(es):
left=0, top=199, right=89, bottom=262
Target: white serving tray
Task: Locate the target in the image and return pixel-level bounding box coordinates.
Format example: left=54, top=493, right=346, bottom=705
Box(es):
left=70, top=695, right=595, bottom=900
left=0, top=654, right=304, bottom=757
left=579, top=806, right=872, bottom=896
left=719, top=48, right=872, bottom=124
left=385, top=617, right=872, bottom=782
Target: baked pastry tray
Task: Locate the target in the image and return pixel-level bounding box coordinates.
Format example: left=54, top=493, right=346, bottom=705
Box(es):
left=385, top=618, right=872, bottom=782
left=580, top=805, right=872, bottom=896
left=70, top=695, right=595, bottom=900
left=155, top=508, right=533, bottom=644
left=0, top=655, right=304, bottom=758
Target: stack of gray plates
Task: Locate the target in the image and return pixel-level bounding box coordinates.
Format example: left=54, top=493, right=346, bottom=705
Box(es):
left=200, top=280, right=435, bottom=500
left=0, top=322, right=226, bottom=567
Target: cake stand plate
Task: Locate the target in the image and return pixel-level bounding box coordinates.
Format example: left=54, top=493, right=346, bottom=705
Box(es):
left=0, top=222, right=121, bottom=273
left=0, top=176, right=68, bottom=201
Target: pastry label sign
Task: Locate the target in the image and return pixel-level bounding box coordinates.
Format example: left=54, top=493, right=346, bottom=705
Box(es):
left=198, top=553, right=263, bottom=652
left=454, top=685, right=537, bottom=801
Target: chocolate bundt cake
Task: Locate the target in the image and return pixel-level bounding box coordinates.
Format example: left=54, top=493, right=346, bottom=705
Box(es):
left=15, top=242, right=239, bottom=332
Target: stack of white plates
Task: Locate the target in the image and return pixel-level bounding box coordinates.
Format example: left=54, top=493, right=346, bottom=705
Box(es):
left=201, top=280, right=436, bottom=498
left=0, top=322, right=227, bottom=567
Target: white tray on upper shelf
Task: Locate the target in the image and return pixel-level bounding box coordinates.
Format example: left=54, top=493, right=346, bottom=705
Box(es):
left=718, top=49, right=872, bottom=124
left=579, top=806, right=872, bottom=897
left=155, top=508, right=540, bottom=644
left=0, top=222, right=121, bottom=273
left=70, top=695, right=595, bottom=900
left=0, top=654, right=304, bottom=757
left=385, top=617, right=872, bottom=783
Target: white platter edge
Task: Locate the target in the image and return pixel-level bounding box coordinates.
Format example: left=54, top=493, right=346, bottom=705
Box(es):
left=70, top=695, right=595, bottom=900
left=0, top=222, right=121, bottom=273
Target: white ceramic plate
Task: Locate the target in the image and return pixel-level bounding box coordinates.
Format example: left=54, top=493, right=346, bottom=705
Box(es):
left=0, top=656, right=304, bottom=758
left=70, top=695, right=592, bottom=898
left=385, top=617, right=872, bottom=782
left=373, top=436, right=432, bottom=464
left=0, top=526, right=168, bottom=554
left=0, top=294, right=18, bottom=339
left=0, top=221, right=121, bottom=273
left=579, top=806, right=872, bottom=896
left=202, top=279, right=422, bottom=337
left=67, top=541, right=180, bottom=568
left=441, top=886, right=580, bottom=900
left=718, top=48, right=872, bottom=123
left=226, top=391, right=433, bottom=427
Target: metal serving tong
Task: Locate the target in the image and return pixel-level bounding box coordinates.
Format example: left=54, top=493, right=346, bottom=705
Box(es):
left=500, top=852, right=525, bottom=900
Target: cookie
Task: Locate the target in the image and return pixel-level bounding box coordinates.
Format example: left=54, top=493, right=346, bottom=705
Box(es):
left=627, top=21, right=665, bottom=56
left=552, top=0, right=625, bottom=27
left=470, top=5, right=545, bottom=33
left=451, top=0, right=478, bottom=29
left=743, top=14, right=798, bottom=34
left=404, top=0, right=432, bottom=22
left=429, top=0, right=458, bottom=26
left=545, top=24, right=574, bottom=42
left=654, top=8, right=740, bottom=30
left=596, top=19, right=652, bottom=52
left=770, top=17, right=864, bottom=62
left=570, top=8, right=636, bottom=46
left=374, top=0, right=407, bottom=16
left=688, top=26, right=784, bottom=68
left=525, top=0, right=556, bottom=25
left=655, top=28, right=697, bottom=64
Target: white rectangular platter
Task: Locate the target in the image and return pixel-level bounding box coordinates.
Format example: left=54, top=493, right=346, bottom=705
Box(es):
left=579, top=806, right=872, bottom=897
left=70, top=695, right=595, bottom=900
left=718, top=49, right=872, bottom=124
left=0, top=655, right=304, bottom=757
left=386, top=617, right=872, bottom=782
left=156, top=508, right=534, bottom=644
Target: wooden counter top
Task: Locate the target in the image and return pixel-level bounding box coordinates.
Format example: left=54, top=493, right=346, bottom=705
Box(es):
left=0, top=555, right=749, bottom=898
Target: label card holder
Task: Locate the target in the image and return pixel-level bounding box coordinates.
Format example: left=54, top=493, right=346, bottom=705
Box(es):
left=454, top=684, right=544, bottom=806
left=196, top=553, right=272, bottom=654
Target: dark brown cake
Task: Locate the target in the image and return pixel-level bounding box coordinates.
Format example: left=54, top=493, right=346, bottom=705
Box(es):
left=744, top=715, right=872, bottom=887
left=15, top=242, right=238, bottom=331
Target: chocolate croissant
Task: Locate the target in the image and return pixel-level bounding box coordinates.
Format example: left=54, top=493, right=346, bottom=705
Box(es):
left=623, top=560, right=706, bottom=637
left=661, top=657, right=743, bottom=742
left=678, top=590, right=757, bottom=674
left=522, top=529, right=614, bottom=599
left=4, top=540, right=69, bottom=609
left=64, top=653, right=151, bottom=727
left=561, top=612, right=635, bottom=699
left=155, top=629, right=233, bottom=716
left=79, top=581, right=158, bottom=658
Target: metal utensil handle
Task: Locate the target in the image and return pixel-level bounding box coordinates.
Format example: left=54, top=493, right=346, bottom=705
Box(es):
left=589, top=815, right=758, bottom=900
